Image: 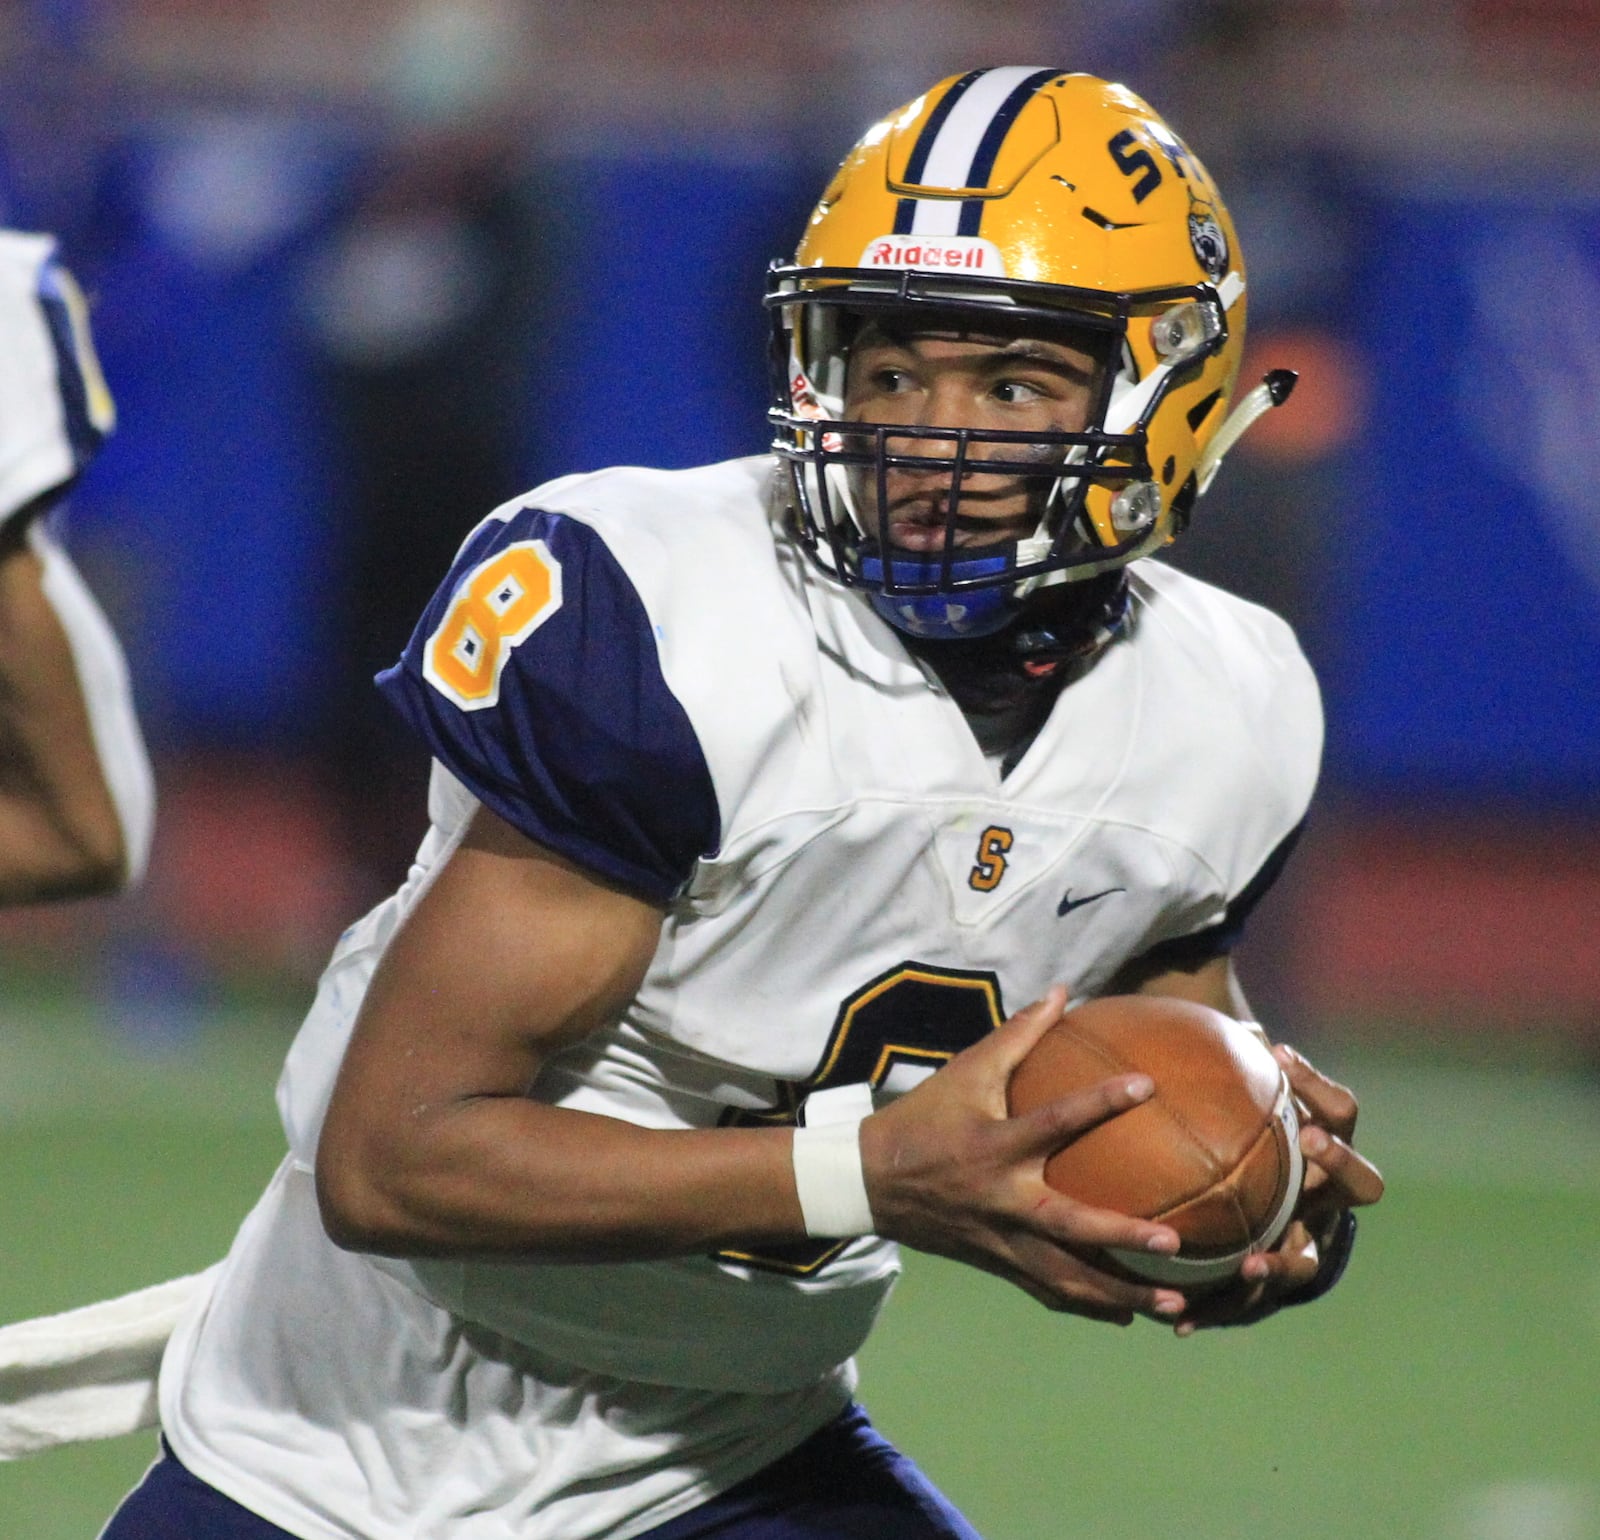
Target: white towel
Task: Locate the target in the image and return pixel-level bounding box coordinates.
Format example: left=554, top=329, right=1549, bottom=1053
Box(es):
left=0, top=1268, right=214, bottom=1458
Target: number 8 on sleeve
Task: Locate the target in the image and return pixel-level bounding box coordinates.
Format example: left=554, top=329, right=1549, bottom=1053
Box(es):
left=423, top=540, right=564, bottom=711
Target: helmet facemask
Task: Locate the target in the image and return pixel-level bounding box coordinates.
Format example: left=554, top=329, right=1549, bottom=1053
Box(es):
left=768, top=266, right=1224, bottom=639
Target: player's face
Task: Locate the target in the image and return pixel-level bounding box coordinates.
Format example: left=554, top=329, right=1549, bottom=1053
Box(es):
left=840, top=319, right=1101, bottom=554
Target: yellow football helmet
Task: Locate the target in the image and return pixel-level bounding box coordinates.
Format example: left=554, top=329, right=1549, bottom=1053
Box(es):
left=766, top=67, right=1290, bottom=639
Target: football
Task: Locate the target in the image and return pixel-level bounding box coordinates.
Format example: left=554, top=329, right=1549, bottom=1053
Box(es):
left=1007, top=994, right=1304, bottom=1287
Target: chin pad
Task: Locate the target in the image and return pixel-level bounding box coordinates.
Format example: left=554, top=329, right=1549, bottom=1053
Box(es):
left=859, top=549, right=1019, bottom=639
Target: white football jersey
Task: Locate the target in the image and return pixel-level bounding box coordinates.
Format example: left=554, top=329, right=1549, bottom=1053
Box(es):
left=0, top=230, right=115, bottom=525
left=160, top=455, right=1321, bottom=1540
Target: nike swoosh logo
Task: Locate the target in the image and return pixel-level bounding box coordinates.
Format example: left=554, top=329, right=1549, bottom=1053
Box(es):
left=1057, top=886, right=1125, bottom=917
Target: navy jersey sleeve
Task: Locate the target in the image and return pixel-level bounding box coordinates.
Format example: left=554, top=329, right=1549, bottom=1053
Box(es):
left=376, top=505, right=720, bottom=903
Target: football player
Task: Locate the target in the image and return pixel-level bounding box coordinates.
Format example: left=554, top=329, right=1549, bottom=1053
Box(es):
left=91, top=71, right=1380, bottom=1538
left=0, top=230, right=153, bottom=903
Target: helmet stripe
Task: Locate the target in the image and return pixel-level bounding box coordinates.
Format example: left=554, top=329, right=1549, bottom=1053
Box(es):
left=892, top=66, right=1061, bottom=238
left=894, top=70, right=983, bottom=233
left=902, top=69, right=985, bottom=185
left=958, top=67, right=1059, bottom=234
left=964, top=68, right=1059, bottom=190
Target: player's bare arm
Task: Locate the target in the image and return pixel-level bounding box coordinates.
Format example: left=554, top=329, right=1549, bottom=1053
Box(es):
left=318, top=804, right=802, bottom=1258
left=0, top=520, right=130, bottom=901
left=320, top=805, right=1185, bottom=1316
left=1124, top=952, right=1384, bottom=1329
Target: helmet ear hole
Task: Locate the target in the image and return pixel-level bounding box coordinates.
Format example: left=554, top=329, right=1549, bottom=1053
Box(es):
left=1186, top=389, right=1223, bottom=432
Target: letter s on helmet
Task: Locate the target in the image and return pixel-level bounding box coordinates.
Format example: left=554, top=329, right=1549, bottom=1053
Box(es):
left=766, top=69, right=1290, bottom=640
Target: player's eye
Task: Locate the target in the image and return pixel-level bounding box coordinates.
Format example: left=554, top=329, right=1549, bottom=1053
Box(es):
left=870, top=366, right=915, bottom=393
left=991, top=378, right=1046, bottom=405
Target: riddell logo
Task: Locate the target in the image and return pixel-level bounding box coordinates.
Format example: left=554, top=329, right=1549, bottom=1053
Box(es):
left=790, top=371, right=824, bottom=419
left=859, top=235, right=1006, bottom=275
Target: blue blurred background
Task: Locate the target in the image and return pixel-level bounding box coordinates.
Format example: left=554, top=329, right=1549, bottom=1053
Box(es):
left=1, top=0, right=1597, bottom=1029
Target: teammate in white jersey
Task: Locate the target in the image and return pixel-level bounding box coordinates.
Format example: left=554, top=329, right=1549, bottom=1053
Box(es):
left=98, top=71, right=1382, bottom=1539
left=0, top=229, right=154, bottom=903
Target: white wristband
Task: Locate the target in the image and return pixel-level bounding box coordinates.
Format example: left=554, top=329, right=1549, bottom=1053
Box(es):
left=792, top=1083, right=875, bottom=1239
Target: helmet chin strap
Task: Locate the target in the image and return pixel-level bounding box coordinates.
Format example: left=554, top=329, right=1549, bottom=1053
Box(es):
left=1195, top=369, right=1298, bottom=494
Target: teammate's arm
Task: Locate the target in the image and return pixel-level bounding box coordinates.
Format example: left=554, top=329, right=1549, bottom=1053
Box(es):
left=0, top=231, right=154, bottom=903
left=0, top=516, right=153, bottom=903
left=317, top=803, right=1188, bottom=1323
left=1124, top=951, right=1384, bottom=1329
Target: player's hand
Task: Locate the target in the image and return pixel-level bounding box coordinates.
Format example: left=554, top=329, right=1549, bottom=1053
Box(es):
left=1171, top=1042, right=1384, bottom=1334
left=859, top=985, right=1189, bottom=1326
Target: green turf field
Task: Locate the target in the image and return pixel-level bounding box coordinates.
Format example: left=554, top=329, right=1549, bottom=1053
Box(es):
left=2, top=991, right=1598, bottom=1540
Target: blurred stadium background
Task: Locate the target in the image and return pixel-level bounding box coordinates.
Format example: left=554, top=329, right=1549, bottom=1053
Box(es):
left=2, top=0, right=1598, bottom=1535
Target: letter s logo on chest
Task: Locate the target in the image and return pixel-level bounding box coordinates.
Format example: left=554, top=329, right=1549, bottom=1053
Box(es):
left=967, top=825, right=1014, bottom=892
